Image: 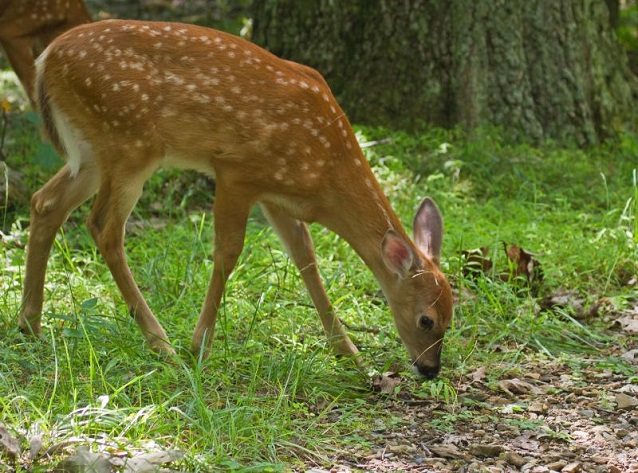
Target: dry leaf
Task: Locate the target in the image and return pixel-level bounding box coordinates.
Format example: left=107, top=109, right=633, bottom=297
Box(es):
left=371, top=372, right=403, bottom=395
left=613, top=316, right=638, bottom=334
left=621, top=349, right=638, bottom=364
left=123, top=450, right=185, bottom=473
left=469, top=444, right=505, bottom=458
left=461, top=247, right=492, bottom=277
left=539, top=289, right=598, bottom=319
left=468, top=366, right=487, bottom=383
left=499, top=378, right=541, bottom=396
left=502, top=243, right=543, bottom=286
left=55, top=446, right=110, bottom=473
left=618, top=384, right=638, bottom=395
left=0, top=423, right=21, bottom=459
left=460, top=243, right=543, bottom=292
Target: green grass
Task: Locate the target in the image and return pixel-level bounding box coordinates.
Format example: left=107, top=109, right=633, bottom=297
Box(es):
left=1, top=105, right=637, bottom=470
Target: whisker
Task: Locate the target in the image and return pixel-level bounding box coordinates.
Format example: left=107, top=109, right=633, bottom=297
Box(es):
left=411, top=337, right=443, bottom=366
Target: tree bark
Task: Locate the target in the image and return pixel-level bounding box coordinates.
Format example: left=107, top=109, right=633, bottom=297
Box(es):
left=251, top=0, right=638, bottom=145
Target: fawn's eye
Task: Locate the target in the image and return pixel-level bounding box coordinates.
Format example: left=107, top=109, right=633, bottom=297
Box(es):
left=419, top=315, right=434, bottom=330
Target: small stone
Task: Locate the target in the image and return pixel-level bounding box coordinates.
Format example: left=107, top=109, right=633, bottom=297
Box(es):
left=429, top=444, right=464, bottom=459
left=608, top=466, right=622, bottom=473
left=529, top=402, right=548, bottom=414
left=615, top=393, right=638, bottom=410
left=561, top=462, right=581, bottom=473
left=470, top=444, right=505, bottom=458
left=503, top=451, right=527, bottom=468
left=531, top=466, right=550, bottom=473
left=615, top=428, right=629, bottom=438
left=591, top=455, right=608, bottom=464
left=386, top=444, right=416, bottom=455
left=546, top=460, right=568, bottom=471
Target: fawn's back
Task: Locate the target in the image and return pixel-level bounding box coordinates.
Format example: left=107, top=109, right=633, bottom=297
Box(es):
left=39, top=20, right=360, bottom=213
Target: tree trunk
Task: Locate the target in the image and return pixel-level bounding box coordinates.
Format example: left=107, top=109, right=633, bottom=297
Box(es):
left=251, top=0, right=638, bottom=145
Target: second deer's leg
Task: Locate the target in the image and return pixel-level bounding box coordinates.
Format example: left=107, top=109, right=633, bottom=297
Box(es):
left=86, top=164, right=173, bottom=354
left=0, top=36, right=36, bottom=105
left=19, top=164, right=100, bottom=334
left=260, top=203, right=359, bottom=357
left=191, top=182, right=254, bottom=359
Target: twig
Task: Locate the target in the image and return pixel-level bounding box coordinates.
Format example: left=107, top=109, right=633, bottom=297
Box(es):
left=359, top=137, right=392, bottom=149
left=0, top=106, right=7, bottom=161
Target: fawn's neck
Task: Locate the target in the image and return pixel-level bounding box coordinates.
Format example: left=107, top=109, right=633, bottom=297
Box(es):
left=323, top=172, right=411, bottom=295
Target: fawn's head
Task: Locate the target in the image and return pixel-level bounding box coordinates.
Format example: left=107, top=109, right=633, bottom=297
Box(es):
left=380, top=198, right=453, bottom=378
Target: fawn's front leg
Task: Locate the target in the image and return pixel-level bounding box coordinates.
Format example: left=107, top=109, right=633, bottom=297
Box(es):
left=261, top=203, right=359, bottom=358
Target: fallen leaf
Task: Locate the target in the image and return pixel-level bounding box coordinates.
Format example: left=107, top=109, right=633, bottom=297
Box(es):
left=503, top=450, right=527, bottom=468
left=29, top=434, right=43, bottom=461
left=612, top=315, right=638, bottom=334
left=55, top=446, right=110, bottom=473
left=461, top=247, right=493, bottom=277
left=371, top=372, right=402, bottom=395
left=468, top=366, right=487, bottom=383
left=0, top=423, right=21, bottom=460
left=621, top=349, right=638, bottom=364
left=562, top=461, right=582, bottom=473
left=503, top=243, right=543, bottom=285
left=618, top=384, right=638, bottom=395
left=123, top=450, right=185, bottom=473
left=539, top=289, right=599, bottom=319
left=499, top=378, right=541, bottom=396
left=511, top=432, right=540, bottom=452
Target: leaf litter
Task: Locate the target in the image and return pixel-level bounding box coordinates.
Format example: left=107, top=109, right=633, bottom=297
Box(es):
left=314, top=351, right=638, bottom=473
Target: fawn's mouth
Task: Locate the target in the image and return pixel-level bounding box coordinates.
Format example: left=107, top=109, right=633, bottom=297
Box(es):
left=414, top=363, right=440, bottom=379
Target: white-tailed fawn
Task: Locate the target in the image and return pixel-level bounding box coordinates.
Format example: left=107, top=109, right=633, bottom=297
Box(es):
left=19, top=19, right=453, bottom=378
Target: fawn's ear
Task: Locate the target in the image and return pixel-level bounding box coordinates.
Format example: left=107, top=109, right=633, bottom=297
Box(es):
left=381, top=230, right=415, bottom=279
left=413, top=197, right=443, bottom=267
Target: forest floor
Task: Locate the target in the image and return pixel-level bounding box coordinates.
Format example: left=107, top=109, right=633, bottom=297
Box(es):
left=297, top=299, right=638, bottom=473
left=322, top=352, right=638, bottom=473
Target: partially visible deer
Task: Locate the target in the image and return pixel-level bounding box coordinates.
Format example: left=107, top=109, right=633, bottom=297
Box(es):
left=0, top=0, right=91, bottom=105
left=19, top=20, right=454, bottom=378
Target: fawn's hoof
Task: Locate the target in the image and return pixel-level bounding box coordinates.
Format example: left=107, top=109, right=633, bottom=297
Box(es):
left=18, top=318, right=42, bottom=337
left=149, top=339, right=176, bottom=356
